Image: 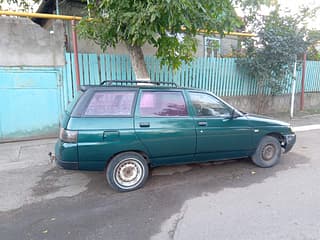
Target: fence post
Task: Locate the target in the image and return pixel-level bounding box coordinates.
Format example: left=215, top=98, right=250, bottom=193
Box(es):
left=300, top=53, right=306, bottom=111
left=290, top=60, right=297, bottom=119
left=71, top=20, right=81, bottom=91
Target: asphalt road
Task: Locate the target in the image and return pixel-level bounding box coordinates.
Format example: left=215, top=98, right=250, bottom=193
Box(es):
left=0, top=128, right=320, bottom=240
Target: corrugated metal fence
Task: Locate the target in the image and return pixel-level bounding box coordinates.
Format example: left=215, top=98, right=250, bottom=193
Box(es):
left=62, top=53, right=320, bottom=108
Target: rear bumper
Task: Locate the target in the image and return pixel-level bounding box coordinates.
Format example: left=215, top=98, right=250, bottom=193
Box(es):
left=55, top=139, right=79, bottom=170
left=56, top=158, right=79, bottom=170
left=283, top=134, right=296, bottom=153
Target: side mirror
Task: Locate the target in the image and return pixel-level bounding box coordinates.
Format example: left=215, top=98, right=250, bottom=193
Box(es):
left=227, top=109, right=240, bottom=119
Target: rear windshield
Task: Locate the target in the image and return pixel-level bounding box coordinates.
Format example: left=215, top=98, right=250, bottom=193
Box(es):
left=72, top=90, right=136, bottom=117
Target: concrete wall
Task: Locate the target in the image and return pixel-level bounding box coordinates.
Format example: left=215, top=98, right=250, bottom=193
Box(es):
left=0, top=17, right=65, bottom=66
left=301, top=92, right=320, bottom=111
left=222, top=92, right=320, bottom=114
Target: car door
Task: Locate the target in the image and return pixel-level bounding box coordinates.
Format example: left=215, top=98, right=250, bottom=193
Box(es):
left=134, top=90, right=196, bottom=166
left=187, top=91, right=253, bottom=161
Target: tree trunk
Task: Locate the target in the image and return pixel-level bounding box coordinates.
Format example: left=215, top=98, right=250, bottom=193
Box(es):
left=126, top=44, right=150, bottom=80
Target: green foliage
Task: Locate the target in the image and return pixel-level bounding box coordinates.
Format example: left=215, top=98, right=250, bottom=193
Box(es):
left=78, top=0, right=241, bottom=70
left=307, top=30, right=320, bottom=61
left=307, top=46, right=320, bottom=61
left=238, top=9, right=310, bottom=96
left=308, top=30, right=320, bottom=44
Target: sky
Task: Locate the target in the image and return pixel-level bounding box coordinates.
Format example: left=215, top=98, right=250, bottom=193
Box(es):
left=236, top=0, right=320, bottom=30
left=275, top=0, right=320, bottom=29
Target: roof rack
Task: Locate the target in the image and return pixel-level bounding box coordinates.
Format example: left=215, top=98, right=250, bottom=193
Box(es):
left=100, top=80, right=178, bottom=87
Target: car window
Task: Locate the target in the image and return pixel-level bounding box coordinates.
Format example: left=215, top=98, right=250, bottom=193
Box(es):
left=84, top=91, right=135, bottom=116
left=139, top=91, right=188, bottom=117
left=189, top=92, right=231, bottom=117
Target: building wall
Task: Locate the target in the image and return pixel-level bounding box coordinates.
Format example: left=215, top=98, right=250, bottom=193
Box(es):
left=220, top=36, right=238, bottom=57
left=0, top=17, right=65, bottom=66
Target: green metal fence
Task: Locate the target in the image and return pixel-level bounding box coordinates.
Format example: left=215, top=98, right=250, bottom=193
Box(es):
left=62, top=53, right=320, bottom=107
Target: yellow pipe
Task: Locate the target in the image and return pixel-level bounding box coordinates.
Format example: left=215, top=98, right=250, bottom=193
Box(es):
left=0, top=10, right=256, bottom=37
left=217, top=31, right=256, bottom=37
left=0, top=10, right=82, bottom=21
left=200, top=30, right=256, bottom=37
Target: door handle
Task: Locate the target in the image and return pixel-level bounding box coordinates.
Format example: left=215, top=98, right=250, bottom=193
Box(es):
left=198, top=121, right=207, bottom=126
left=139, top=122, right=150, bottom=127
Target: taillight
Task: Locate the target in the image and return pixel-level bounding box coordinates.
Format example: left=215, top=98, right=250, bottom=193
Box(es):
left=59, top=128, right=78, bottom=143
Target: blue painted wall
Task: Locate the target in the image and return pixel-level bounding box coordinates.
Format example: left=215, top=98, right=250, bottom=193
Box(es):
left=0, top=67, right=62, bottom=141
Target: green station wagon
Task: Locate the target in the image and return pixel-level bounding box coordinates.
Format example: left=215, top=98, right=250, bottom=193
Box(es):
left=55, top=81, right=296, bottom=192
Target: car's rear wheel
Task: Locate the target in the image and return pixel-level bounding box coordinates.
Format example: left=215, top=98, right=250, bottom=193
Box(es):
left=106, top=152, right=149, bottom=192
left=251, top=136, right=281, bottom=168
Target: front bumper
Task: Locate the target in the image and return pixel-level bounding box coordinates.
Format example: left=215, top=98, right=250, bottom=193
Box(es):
left=283, top=134, right=296, bottom=153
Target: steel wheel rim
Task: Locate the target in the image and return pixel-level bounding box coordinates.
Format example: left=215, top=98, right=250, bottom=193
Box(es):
left=113, top=158, right=144, bottom=189
left=262, top=144, right=276, bottom=161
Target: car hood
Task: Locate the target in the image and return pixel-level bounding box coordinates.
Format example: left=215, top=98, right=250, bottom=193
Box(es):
left=245, top=113, right=290, bottom=127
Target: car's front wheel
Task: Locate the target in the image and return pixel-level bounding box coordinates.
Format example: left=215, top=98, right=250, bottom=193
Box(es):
left=251, top=136, right=281, bottom=168
left=106, top=152, right=149, bottom=192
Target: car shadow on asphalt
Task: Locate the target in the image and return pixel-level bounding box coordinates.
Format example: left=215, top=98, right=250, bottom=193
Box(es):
left=33, top=151, right=308, bottom=199
left=81, top=152, right=309, bottom=195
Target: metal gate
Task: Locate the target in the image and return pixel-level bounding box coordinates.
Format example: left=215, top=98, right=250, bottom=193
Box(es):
left=0, top=67, right=62, bottom=142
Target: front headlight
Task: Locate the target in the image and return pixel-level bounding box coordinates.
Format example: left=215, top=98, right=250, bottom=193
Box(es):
left=289, top=125, right=295, bottom=133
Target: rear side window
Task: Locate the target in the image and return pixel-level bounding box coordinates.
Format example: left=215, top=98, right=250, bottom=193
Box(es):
left=84, top=91, right=135, bottom=116
left=139, top=91, right=188, bottom=117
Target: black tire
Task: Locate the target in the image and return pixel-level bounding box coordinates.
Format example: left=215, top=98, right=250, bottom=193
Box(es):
left=106, top=152, right=149, bottom=192
left=251, top=136, right=281, bottom=168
